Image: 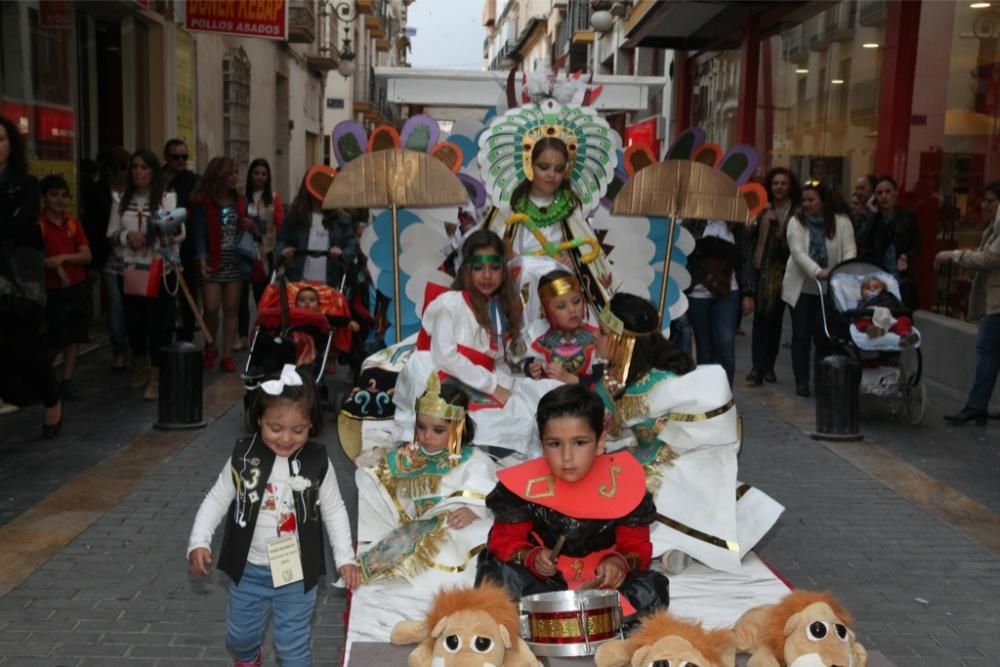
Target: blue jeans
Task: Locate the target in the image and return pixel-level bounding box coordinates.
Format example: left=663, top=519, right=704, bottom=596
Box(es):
left=670, top=313, right=693, bottom=355
left=102, top=270, right=129, bottom=358
left=226, top=563, right=317, bottom=667
left=687, top=292, right=741, bottom=385
left=966, top=313, right=1000, bottom=412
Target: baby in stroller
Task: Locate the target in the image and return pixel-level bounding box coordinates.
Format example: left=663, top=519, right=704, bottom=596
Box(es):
left=852, top=277, right=919, bottom=347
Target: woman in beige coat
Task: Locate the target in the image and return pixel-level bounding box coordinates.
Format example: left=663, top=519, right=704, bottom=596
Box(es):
left=936, top=181, right=1000, bottom=425
left=782, top=183, right=857, bottom=397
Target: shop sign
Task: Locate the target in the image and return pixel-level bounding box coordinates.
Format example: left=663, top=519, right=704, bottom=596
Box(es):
left=185, top=0, right=288, bottom=41
left=0, top=102, right=31, bottom=136
left=39, top=0, right=72, bottom=29
left=34, top=106, right=75, bottom=144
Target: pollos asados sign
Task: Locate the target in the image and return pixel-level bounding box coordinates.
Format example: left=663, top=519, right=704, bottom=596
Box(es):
left=185, top=0, right=288, bottom=41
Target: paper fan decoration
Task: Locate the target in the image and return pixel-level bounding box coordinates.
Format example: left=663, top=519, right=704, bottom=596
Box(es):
left=325, top=115, right=468, bottom=343
left=610, top=128, right=768, bottom=326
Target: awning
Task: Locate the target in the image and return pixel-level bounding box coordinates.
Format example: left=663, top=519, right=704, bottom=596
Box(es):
left=622, top=0, right=825, bottom=51
left=374, top=67, right=667, bottom=112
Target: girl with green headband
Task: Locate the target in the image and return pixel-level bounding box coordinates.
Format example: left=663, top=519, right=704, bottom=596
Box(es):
left=391, top=230, right=561, bottom=458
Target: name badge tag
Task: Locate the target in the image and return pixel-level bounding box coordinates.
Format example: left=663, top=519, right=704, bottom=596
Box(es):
left=266, top=536, right=304, bottom=588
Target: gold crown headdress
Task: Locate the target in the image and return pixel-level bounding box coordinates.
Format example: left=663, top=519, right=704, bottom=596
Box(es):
left=521, top=123, right=579, bottom=183
left=599, top=303, right=658, bottom=396
left=538, top=274, right=582, bottom=307
left=415, top=373, right=466, bottom=464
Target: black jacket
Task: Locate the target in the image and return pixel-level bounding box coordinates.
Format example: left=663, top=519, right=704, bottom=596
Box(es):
left=0, top=169, right=41, bottom=250
left=860, top=207, right=920, bottom=271
left=682, top=219, right=757, bottom=297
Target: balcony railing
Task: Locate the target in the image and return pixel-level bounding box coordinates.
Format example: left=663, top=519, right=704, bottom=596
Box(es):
left=288, top=0, right=316, bottom=43
left=821, top=1, right=856, bottom=42
left=557, top=0, right=591, bottom=55
left=858, top=0, right=886, bottom=26
left=489, top=41, right=514, bottom=71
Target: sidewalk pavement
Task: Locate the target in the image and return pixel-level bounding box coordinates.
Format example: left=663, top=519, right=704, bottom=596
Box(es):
left=0, top=325, right=996, bottom=666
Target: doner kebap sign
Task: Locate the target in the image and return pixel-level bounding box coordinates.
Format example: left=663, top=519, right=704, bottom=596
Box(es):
left=186, top=0, right=288, bottom=41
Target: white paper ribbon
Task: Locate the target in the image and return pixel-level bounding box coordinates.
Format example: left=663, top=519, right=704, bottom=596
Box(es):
left=260, top=364, right=304, bottom=396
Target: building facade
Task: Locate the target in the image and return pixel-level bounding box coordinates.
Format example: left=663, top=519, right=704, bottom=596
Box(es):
left=322, top=0, right=411, bottom=167
left=624, top=0, right=1000, bottom=324
left=482, top=0, right=671, bottom=154
left=0, top=0, right=405, bottom=209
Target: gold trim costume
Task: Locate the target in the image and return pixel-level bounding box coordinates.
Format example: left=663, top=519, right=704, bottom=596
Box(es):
left=350, top=377, right=499, bottom=643
left=597, top=364, right=784, bottom=574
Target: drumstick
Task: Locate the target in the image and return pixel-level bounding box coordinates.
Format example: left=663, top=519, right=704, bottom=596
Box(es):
left=577, top=577, right=603, bottom=591
left=549, top=535, right=567, bottom=560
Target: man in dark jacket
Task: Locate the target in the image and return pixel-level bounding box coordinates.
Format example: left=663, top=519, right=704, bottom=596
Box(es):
left=163, top=139, right=200, bottom=341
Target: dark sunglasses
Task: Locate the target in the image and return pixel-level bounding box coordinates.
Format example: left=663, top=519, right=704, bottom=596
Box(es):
left=170, top=153, right=189, bottom=160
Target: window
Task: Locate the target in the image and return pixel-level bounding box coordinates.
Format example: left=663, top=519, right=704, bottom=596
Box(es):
left=223, top=48, right=251, bottom=168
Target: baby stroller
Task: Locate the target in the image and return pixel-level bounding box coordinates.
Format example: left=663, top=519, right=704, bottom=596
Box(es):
left=242, top=259, right=352, bottom=431
left=820, top=259, right=926, bottom=425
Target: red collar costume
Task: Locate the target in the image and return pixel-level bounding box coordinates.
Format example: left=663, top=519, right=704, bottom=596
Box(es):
left=485, top=452, right=658, bottom=615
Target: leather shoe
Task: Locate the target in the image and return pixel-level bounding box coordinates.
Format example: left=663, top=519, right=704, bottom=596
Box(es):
left=42, top=403, right=63, bottom=439
left=943, top=408, right=987, bottom=426
left=764, top=370, right=777, bottom=383
left=796, top=385, right=811, bottom=398
left=745, top=371, right=763, bottom=386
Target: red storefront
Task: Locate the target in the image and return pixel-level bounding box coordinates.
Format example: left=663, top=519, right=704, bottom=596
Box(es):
left=624, top=0, right=1000, bottom=321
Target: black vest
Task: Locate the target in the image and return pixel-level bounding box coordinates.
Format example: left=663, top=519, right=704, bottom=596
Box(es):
left=217, top=437, right=330, bottom=592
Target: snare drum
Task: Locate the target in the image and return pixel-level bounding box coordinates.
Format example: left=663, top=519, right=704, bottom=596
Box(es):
left=519, top=589, right=624, bottom=657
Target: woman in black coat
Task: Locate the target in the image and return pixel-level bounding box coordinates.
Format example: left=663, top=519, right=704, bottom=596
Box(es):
left=861, top=176, right=920, bottom=308
left=0, top=114, right=63, bottom=438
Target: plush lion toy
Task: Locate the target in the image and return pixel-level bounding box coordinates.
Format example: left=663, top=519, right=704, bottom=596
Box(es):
left=389, top=583, right=538, bottom=667
left=734, top=591, right=868, bottom=667
left=594, top=611, right=736, bottom=667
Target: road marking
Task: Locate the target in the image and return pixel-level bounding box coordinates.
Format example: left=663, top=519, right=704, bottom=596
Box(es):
left=0, top=374, right=245, bottom=598
left=742, top=384, right=1000, bottom=556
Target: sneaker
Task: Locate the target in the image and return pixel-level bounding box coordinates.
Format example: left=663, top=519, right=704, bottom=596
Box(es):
left=796, top=385, right=811, bottom=398
left=220, top=357, right=237, bottom=373
left=233, top=648, right=263, bottom=667
left=60, top=379, right=81, bottom=401
left=899, top=332, right=919, bottom=347
left=865, top=325, right=885, bottom=338
left=234, top=337, right=249, bottom=351
left=0, top=399, right=19, bottom=416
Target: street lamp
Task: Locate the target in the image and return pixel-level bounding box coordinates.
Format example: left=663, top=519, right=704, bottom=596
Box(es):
left=319, top=1, right=358, bottom=77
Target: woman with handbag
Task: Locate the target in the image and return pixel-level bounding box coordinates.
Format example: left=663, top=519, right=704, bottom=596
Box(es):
left=0, top=114, right=63, bottom=436
left=683, top=218, right=756, bottom=386
left=106, top=149, right=183, bottom=401
left=236, top=158, right=285, bottom=350
left=192, top=157, right=249, bottom=373
left=782, top=183, right=857, bottom=397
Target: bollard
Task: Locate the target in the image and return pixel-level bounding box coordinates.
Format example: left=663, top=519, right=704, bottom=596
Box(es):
left=154, top=342, right=207, bottom=430
left=812, top=353, right=862, bottom=441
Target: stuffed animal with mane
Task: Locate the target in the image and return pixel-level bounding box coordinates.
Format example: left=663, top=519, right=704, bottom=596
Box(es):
left=390, top=583, right=538, bottom=667
left=594, top=611, right=736, bottom=667
left=734, top=590, right=868, bottom=667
